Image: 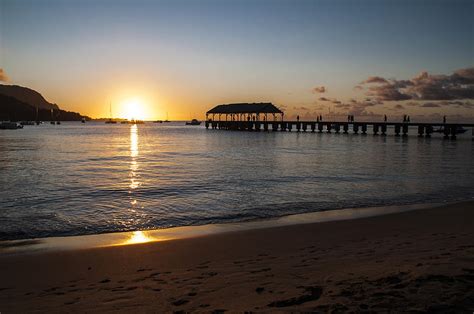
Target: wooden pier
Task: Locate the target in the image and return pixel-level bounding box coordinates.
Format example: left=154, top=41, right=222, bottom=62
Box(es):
left=205, top=103, right=474, bottom=139
left=205, top=121, right=474, bottom=140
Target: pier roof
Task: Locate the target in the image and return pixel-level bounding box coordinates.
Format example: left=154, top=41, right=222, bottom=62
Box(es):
left=207, top=103, right=283, bottom=114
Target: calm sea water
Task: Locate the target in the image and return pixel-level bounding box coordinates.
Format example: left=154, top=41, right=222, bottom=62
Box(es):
left=1, top=122, right=473, bottom=240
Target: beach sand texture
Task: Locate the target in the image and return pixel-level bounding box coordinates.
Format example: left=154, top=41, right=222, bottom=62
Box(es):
left=0, top=201, right=473, bottom=312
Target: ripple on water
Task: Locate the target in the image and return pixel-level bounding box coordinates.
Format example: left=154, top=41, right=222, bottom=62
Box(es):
left=0, top=122, right=473, bottom=240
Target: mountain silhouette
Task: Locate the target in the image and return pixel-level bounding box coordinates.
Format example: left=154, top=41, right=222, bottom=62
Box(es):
left=0, top=84, right=59, bottom=110
left=0, top=86, right=88, bottom=121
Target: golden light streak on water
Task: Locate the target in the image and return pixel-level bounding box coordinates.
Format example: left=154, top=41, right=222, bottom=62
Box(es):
left=129, top=124, right=140, bottom=190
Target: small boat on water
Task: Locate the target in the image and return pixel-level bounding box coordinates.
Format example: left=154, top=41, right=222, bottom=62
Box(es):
left=185, top=119, right=201, bottom=126
left=81, top=118, right=86, bottom=123
left=433, top=126, right=467, bottom=134
left=105, top=103, right=117, bottom=124
left=20, top=121, right=35, bottom=126
left=164, top=112, right=171, bottom=122
left=50, top=109, right=57, bottom=124
left=0, top=121, right=24, bottom=129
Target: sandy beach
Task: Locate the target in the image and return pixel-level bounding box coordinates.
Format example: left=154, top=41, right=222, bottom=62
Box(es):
left=0, top=201, right=473, bottom=312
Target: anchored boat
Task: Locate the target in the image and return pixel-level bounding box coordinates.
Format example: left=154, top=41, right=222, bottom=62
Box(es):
left=0, top=121, right=24, bottom=129
left=185, top=119, right=201, bottom=126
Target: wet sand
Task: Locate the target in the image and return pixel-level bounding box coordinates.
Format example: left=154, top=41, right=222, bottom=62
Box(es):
left=0, top=201, right=473, bottom=312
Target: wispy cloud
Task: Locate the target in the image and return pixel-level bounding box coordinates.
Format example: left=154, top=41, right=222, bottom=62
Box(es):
left=421, top=102, right=441, bottom=108
left=312, top=86, right=326, bottom=93
left=362, top=76, right=388, bottom=84
left=293, top=106, right=309, bottom=111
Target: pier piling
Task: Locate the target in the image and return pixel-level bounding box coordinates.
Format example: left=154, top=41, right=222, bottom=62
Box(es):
left=417, top=125, right=424, bottom=137
left=353, top=124, right=359, bottom=134
left=205, top=118, right=472, bottom=141
left=373, top=124, right=379, bottom=135
left=395, top=124, right=401, bottom=136
left=381, top=124, right=387, bottom=136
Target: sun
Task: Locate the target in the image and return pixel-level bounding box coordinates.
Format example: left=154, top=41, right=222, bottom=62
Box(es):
left=123, top=98, right=146, bottom=121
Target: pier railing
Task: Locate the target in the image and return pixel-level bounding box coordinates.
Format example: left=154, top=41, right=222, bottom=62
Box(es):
left=205, top=120, right=474, bottom=139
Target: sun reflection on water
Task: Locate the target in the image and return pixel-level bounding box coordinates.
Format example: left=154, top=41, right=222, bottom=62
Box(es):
left=129, top=124, right=140, bottom=190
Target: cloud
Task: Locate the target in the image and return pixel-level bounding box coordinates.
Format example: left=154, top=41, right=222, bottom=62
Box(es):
left=318, top=97, right=330, bottom=101
left=404, top=100, right=474, bottom=109
left=421, top=102, right=440, bottom=108
left=312, top=86, right=326, bottom=93
left=0, top=68, right=8, bottom=82
left=334, top=103, right=351, bottom=110
left=438, top=100, right=474, bottom=109
left=293, top=106, right=309, bottom=111
left=393, top=104, right=405, bottom=110
left=329, top=99, right=383, bottom=116
left=361, top=76, right=388, bottom=84
left=358, top=67, right=474, bottom=101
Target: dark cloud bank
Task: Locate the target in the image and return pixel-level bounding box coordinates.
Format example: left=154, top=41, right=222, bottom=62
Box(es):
left=359, top=67, right=474, bottom=102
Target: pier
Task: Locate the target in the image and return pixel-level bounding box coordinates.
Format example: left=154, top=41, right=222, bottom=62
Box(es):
left=205, top=103, right=474, bottom=140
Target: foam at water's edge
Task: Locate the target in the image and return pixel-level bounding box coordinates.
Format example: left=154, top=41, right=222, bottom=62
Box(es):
left=0, top=201, right=458, bottom=255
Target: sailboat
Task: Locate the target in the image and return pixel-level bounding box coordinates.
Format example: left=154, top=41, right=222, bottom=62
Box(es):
left=50, top=109, right=55, bottom=124
left=164, top=112, right=170, bottom=123
left=105, top=103, right=117, bottom=124
left=35, top=105, right=40, bottom=125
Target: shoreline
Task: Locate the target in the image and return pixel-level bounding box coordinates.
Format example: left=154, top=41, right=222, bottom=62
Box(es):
left=0, top=201, right=473, bottom=312
left=0, top=201, right=453, bottom=254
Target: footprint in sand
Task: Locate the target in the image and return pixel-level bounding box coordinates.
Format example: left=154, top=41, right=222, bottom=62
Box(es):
left=172, top=299, right=189, bottom=306
left=267, top=286, right=323, bottom=308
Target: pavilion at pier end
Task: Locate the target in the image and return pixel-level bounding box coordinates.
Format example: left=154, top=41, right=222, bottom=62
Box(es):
left=206, top=103, right=284, bottom=123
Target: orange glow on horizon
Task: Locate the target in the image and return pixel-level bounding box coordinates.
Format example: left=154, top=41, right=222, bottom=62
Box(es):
left=115, top=98, right=153, bottom=121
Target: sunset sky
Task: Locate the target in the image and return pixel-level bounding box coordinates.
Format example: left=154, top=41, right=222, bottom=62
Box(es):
left=1, top=0, right=473, bottom=120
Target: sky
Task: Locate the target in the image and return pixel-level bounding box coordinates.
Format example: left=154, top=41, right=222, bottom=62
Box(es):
left=0, top=0, right=473, bottom=121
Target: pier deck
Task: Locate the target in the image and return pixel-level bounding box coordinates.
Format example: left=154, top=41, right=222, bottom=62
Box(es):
left=205, top=120, right=474, bottom=139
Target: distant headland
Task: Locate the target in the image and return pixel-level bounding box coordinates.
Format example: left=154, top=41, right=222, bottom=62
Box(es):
left=0, top=84, right=89, bottom=121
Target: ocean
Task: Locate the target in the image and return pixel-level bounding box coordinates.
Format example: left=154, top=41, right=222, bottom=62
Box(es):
left=1, top=122, right=473, bottom=240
